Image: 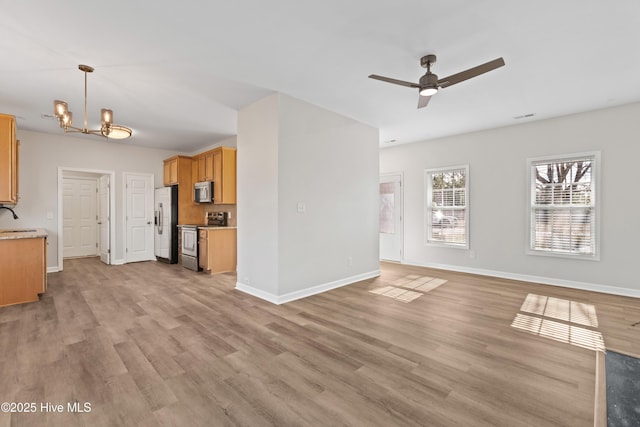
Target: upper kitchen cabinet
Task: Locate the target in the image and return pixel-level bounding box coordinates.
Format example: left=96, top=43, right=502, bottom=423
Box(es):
left=163, top=155, right=192, bottom=186
left=213, top=147, right=236, bottom=204
left=193, top=151, right=214, bottom=182
left=0, top=114, right=18, bottom=204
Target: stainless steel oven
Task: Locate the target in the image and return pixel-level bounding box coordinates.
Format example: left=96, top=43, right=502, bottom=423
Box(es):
left=181, top=225, right=199, bottom=271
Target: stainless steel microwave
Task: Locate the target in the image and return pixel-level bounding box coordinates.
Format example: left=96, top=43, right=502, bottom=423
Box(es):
left=194, top=181, right=214, bottom=203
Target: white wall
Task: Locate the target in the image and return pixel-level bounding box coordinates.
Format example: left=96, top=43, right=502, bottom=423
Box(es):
left=237, top=94, right=280, bottom=295
left=380, top=102, right=640, bottom=296
left=277, top=95, right=380, bottom=295
left=237, top=93, right=380, bottom=303
left=0, top=130, right=177, bottom=269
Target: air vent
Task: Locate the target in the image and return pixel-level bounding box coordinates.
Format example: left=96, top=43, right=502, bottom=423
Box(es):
left=514, top=113, right=535, bottom=119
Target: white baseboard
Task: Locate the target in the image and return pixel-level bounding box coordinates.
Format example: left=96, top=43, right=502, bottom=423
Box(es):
left=111, top=259, right=125, bottom=266
left=236, top=269, right=381, bottom=305
left=47, top=266, right=60, bottom=273
left=401, top=259, right=640, bottom=299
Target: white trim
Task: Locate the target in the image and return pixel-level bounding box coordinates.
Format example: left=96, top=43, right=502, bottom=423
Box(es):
left=57, top=167, right=116, bottom=271
left=235, top=269, right=381, bottom=305
left=47, top=266, right=60, bottom=273
left=112, top=258, right=126, bottom=266
left=401, top=259, right=640, bottom=299
left=380, top=172, right=404, bottom=262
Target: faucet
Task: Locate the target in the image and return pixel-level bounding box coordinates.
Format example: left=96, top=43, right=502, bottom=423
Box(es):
left=0, top=206, right=19, bottom=219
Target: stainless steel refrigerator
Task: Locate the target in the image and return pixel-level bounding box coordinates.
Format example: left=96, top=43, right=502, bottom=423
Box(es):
left=154, top=186, right=178, bottom=263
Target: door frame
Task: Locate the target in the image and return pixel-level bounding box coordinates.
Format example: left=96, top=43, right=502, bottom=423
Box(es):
left=380, top=172, right=404, bottom=262
left=57, top=167, right=116, bottom=271
left=122, top=171, right=155, bottom=263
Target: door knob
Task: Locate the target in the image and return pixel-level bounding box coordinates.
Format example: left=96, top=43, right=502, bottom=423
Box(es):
left=147, top=221, right=151, bottom=224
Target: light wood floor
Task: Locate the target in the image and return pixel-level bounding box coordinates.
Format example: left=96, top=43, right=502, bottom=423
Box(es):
left=1, top=258, right=639, bottom=426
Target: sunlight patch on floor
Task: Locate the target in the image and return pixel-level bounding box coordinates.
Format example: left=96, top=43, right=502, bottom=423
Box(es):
left=369, top=276, right=447, bottom=303
left=512, top=293, right=605, bottom=352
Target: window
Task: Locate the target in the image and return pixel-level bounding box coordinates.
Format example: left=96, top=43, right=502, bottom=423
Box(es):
left=425, top=166, right=468, bottom=247
left=528, top=152, right=599, bottom=259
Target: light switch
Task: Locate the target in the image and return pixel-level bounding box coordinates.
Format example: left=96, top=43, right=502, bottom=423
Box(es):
left=296, top=202, right=306, bottom=213
left=46, top=212, right=54, bottom=219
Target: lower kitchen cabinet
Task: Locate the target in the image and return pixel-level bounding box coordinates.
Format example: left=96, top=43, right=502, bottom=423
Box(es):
left=198, top=228, right=236, bottom=274
left=0, top=232, right=47, bottom=307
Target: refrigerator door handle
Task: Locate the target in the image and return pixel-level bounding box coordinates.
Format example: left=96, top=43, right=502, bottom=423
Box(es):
left=157, top=204, right=163, bottom=234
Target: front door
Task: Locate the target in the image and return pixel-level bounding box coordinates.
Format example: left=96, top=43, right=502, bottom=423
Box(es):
left=125, top=173, right=154, bottom=263
left=380, top=174, right=403, bottom=262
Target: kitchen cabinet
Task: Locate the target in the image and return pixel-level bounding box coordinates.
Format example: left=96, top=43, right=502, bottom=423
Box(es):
left=0, top=114, right=18, bottom=204
left=163, top=156, right=181, bottom=186
left=212, top=147, right=236, bottom=204
left=198, top=227, right=236, bottom=274
left=194, top=152, right=214, bottom=182
left=0, top=229, right=47, bottom=307
left=163, top=155, right=205, bottom=224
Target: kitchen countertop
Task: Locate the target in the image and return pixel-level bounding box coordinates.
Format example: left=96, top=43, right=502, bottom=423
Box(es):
left=197, top=226, right=237, bottom=230
left=0, top=228, right=48, bottom=240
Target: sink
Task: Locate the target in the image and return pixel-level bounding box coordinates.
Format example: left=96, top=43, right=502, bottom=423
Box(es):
left=0, top=229, right=37, bottom=233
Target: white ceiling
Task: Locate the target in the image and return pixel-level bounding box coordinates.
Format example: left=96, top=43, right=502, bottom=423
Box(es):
left=1, top=1, right=639, bottom=152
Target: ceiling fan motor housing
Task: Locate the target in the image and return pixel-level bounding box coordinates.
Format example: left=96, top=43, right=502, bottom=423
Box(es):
left=419, top=73, right=439, bottom=91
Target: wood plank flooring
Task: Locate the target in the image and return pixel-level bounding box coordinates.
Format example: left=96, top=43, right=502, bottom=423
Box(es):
left=1, top=258, right=639, bottom=426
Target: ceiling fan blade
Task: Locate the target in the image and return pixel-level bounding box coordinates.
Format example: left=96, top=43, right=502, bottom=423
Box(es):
left=369, top=74, right=419, bottom=89
left=417, top=94, right=431, bottom=109
left=438, top=57, right=505, bottom=89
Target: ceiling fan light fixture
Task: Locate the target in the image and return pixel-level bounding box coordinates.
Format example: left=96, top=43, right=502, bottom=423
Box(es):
left=419, top=86, right=438, bottom=97
left=53, top=64, right=132, bottom=140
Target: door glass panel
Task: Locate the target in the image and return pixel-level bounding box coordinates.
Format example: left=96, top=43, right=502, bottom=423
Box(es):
left=380, top=182, right=395, bottom=234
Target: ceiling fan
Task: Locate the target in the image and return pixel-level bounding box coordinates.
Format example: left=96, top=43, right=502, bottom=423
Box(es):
left=369, top=54, right=505, bottom=109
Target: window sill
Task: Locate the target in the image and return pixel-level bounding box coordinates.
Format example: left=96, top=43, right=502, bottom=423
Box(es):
left=526, top=248, right=600, bottom=261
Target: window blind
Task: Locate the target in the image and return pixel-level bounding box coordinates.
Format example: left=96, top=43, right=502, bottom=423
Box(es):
left=530, top=156, right=596, bottom=256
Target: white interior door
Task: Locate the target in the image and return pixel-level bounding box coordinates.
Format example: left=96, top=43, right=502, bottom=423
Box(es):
left=125, top=173, right=154, bottom=263
left=63, top=177, right=98, bottom=258
left=98, top=174, right=111, bottom=264
left=380, top=174, right=403, bottom=262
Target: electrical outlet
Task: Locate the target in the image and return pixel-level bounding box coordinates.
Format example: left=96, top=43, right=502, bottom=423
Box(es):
left=469, top=250, right=476, bottom=259
left=348, top=256, right=353, bottom=266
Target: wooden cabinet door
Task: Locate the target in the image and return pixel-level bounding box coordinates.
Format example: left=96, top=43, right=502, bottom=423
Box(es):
left=212, top=147, right=236, bottom=204
left=0, top=114, right=17, bottom=204
left=163, top=160, right=172, bottom=185
left=204, top=152, right=214, bottom=181
left=213, top=149, right=222, bottom=203
left=196, top=155, right=206, bottom=181
left=163, top=158, right=179, bottom=185
left=0, top=237, right=46, bottom=307
left=198, top=229, right=208, bottom=270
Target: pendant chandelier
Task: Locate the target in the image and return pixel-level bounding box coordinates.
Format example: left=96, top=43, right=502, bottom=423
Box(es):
left=53, top=64, right=132, bottom=140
